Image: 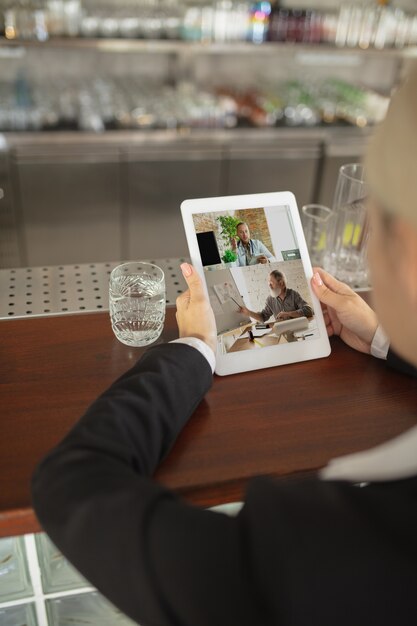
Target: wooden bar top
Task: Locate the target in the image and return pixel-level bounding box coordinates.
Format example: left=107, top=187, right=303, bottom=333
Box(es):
left=1, top=308, right=416, bottom=537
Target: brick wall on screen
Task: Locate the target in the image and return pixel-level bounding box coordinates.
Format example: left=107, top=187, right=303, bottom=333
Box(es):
left=243, top=260, right=313, bottom=312
left=193, top=213, right=219, bottom=234
left=234, top=208, right=273, bottom=254
left=193, top=209, right=275, bottom=260
left=193, top=211, right=230, bottom=258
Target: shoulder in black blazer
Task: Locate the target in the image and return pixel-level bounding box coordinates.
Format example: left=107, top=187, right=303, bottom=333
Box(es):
left=32, top=342, right=417, bottom=626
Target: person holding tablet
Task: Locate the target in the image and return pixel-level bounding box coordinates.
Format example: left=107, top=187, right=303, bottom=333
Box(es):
left=231, top=221, right=274, bottom=265
left=32, top=66, right=417, bottom=625
left=238, top=269, right=313, bottom=322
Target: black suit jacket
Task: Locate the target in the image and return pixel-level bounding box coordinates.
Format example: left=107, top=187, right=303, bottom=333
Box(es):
left=32, top=343, right=417, bottom=626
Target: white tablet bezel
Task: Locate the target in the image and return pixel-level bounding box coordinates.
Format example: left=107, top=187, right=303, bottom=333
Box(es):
left=181, top=191, right=331, bottom=376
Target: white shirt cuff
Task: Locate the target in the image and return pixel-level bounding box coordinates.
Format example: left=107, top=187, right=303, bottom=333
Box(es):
left=370, top=325, right=390, bottom=360
left=170, top=338, right=216, bottom=374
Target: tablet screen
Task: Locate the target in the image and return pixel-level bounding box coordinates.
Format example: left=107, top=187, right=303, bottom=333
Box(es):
left=181, top=192, right=330, bottom=375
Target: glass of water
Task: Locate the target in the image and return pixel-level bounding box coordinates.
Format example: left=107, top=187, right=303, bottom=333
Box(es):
left=109, top=262, right=166, bottom=347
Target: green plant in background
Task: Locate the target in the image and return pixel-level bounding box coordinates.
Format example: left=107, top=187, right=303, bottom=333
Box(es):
left=217, top=215, right=240, bottom=265
left=216, top=215, right=241, bottom=246
left=222, top=249, right=237, bottom=264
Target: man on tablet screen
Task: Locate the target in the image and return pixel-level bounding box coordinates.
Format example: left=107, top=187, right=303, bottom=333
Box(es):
left=239, top=270, right=313, bottom=322
left=231, top=222, right=274, bottom=266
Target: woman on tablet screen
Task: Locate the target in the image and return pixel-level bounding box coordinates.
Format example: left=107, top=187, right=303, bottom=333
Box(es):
left=33, top=67, right=417, bottom=624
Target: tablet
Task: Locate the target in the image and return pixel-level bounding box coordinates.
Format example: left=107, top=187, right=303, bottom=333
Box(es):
left=181, top=191, right=331, bottom=376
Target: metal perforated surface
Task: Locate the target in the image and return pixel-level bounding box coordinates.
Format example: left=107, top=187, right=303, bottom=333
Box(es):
left=0, top=258, right=189, bottom=320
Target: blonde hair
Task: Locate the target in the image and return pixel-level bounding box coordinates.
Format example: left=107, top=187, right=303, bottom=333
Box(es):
left=365, top=64, right=417, bottom=229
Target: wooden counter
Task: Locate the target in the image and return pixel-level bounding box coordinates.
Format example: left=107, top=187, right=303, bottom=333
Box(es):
left=1, top=308, right=416, bottom=537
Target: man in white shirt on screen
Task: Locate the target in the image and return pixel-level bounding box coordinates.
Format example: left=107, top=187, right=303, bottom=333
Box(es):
left=231, top=222, right=274, bottom=266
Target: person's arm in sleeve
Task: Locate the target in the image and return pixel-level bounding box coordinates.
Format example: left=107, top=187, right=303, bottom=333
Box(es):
left=276, top=292, right=313, bottom=320
left=234, top=243, right=245, bottom=266
left=32, top=343, right=265, bottom=626
left=293, top=291, right=314, bottom=318
left=386, top=348, right=417, bottom=377
left=240, top=296, right=274, bottom=323
left=31, top=264, right=417, bottom=626
left=239, top=305, right=266, bottom=322
left=258, top=241, right=274, bottom=259
left=31, top=265, right=264, bottom=626
left=236, top=267, right=273, bottom=323
left=370, top=325, right=417, bottom=376
left=254, top=242, right=275, bottom=264
left=259, top=296, right=276, bottom=322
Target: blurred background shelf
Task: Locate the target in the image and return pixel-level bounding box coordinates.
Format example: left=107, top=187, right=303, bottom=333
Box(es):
left=2, top=37, right=417, bottom=57
left=0, top=0, right=415, bottom=269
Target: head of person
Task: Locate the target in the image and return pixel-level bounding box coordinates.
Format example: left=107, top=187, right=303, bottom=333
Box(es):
left=365, top=63, right=417, bottom=368
left=236, top=222, right=250, bottom=244
left=269, top=270, right=286, bottom=297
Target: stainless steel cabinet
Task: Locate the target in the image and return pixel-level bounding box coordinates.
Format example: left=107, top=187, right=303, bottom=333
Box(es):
left=0, top=145, right=20, bottom=268
left=13, top=146, right=122, bottom=266
left=318, top=132, right=370, bottom=209
left=125, top=146, right=223, bottom=259
left=0, top=129, right=371, bottom=269
left=224, top=137, right=322, bottom=209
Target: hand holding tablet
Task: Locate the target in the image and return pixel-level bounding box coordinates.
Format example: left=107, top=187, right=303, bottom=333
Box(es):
left=181, top=191, right=331, bottom=375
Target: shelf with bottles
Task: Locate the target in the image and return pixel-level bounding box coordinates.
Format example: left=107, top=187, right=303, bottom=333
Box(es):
left=1, top=36, right=417, bottom=59
left=0, top=73, right=389, bottom=133
left=1, top=0, right=417, bottom=54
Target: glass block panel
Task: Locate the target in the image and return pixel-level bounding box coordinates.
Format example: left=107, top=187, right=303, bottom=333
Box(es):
left=0, top=602, right=37, bottom=626
left=46, top=592, right=138, bottom=626
left=35, top=533, right=88, bottom=593
left=0, top=537, right=33, bottom=601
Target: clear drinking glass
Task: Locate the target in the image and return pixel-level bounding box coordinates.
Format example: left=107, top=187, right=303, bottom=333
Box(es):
left=324, top=163, right=370, bottom=288
left=0, top=536, right=33, bottom=601
left=301, top=204, right=334, bottom=267
left=109, top=262, right=166, bottom=347
left=35, top=533, right=88, bottom=593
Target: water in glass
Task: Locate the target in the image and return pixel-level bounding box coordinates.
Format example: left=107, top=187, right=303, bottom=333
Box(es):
left=109, top=263, right=165, bottom=347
